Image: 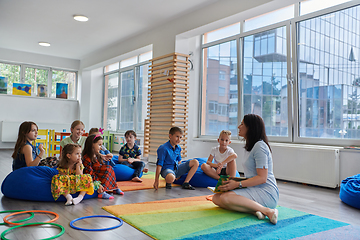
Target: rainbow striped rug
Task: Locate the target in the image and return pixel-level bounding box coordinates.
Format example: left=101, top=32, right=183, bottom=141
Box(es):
left=103, top=195, right=360, bottom=240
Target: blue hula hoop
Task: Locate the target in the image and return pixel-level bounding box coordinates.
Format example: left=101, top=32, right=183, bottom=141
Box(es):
left=70, top=215, right=123, bottom=231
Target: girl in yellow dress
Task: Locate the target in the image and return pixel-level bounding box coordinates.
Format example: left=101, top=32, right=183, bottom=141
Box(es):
left=51, top=143, right=94, bottom=205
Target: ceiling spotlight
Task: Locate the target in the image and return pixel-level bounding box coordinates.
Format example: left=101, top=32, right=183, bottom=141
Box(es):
left=39, top=42, right=51, bottom=47
left=73, top=15, right=88, bottom=22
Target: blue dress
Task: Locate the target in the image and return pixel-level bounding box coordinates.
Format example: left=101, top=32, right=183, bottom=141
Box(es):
left=12, top=141, right=37, bottom=171
left=233, top=140, right=279, bottom=209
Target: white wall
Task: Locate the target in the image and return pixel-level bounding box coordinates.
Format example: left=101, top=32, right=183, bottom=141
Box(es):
left=0, top=48, right=80, bottom=70
left=79, top=68, right=103, bottom=131
left=80, top=0, right=272, bottom=70
left=0, top=95, right=79, bottom=148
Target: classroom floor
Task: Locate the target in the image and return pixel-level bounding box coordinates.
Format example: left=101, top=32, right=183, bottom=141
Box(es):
left=0, top=149, right=359, bottom=239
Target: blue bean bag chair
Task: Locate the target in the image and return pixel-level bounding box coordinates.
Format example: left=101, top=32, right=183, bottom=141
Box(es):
left=112, top=156, right=143, bottom=181
left=340, top=174, right=360, bottom=209
left=1, top=166, right=97, bottom=202
left=1, top=161, right=142, bottom=202
left=173, top=158, right=240, bottom=188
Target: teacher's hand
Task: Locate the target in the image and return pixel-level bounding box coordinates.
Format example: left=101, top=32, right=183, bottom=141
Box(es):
left=217, top=180, right=239, bottom=192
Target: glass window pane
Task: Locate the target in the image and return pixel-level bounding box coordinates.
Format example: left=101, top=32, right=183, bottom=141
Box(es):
left=297, top=5, right=360, bottom=139
left=25, top=67, right=48, bottom=97
left=104, top=62, right=119, bottom=73
left=203, top=23, right=240, bottom=44
left=104, top=73, right=119, bottom=131
left=139, top=51, right=153, bottom=62
left=136, top=64, right=149, bottom=131
left=51, top=70, right=76, bottom=100
left=119, top=70, right=135, bottom=130
left=300, top=0, right=351, bottom=16
left=120, top=56, right=137, bottom=68
left=0, top=62, right=20, bottom=94
left=201, top=40, right=238, bottom=136
left=244, top=5, right=294, bottom=32
left=243, top=26, right=288, bottom=137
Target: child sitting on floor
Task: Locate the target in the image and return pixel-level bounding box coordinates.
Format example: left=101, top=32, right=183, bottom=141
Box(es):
left=118, top=130, right=148, bottom=182
left=82, top=134, right=123, bottom=199
left=12, top=121, right=58, bottom=171
left=88, top=128, right=115, bottom=167
left=51, top=143, right=94, bottom=205
left=153, top=127, right=199, bottom=190
left=201, top=130, right=237, bottom=180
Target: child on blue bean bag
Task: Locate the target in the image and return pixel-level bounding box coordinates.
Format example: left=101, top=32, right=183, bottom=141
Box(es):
left=118, top=130, right=148, bottom=182
left=201, top=130, right=238, bottom=180
left=51, top=144, right=95, bottom=205
left=12, top=121, right=58, bottom=171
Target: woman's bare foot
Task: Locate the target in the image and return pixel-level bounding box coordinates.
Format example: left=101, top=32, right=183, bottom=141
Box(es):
left=143, top=168, right=149, bottom=173
left=132, top=176, right=143, bottom=182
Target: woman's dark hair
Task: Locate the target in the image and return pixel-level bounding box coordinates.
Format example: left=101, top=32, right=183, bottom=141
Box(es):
left=243, top=114, right=271, bottom=152
left=11, top=121, right=38, bottom=159
left=82, top=134, right=103, bottom=164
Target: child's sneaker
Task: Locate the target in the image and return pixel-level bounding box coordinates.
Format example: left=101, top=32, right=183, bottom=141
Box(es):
left=113, top=188, right=124, bottom=195
left=182, top=182, right=195, bottom=190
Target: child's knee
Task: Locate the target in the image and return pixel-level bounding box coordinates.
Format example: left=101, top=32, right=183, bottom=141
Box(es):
left=165, top=173, right=175, bottom=182
left=201, top=163, right=206, bottom=170
left=191, top=159, right=199, bottom=167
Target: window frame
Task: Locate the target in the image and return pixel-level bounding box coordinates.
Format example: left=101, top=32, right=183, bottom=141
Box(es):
left=103, top=61, right=150, bottom=134
left=0, top=61, right=78, bottom=100
left=292, top=1, right=360, bottom=146
left=199, top=0, right=360, bottom=145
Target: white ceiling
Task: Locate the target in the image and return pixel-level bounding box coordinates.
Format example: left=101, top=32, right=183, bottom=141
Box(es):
left=0, top=0, right=219, bottom=60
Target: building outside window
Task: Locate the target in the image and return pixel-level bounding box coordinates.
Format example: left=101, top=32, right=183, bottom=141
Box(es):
left=297, top=5, right=360, bottom=139
left=200, top=0, right=360, bottom=144
left=243, top=26, right=288, bottom=137
left=201, top=40, right=238, bottom=136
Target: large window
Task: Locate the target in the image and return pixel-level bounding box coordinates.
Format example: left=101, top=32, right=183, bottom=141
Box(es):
left=0, top=62, right=77, bottom=99
left=201, top=40, right=238, bottom=136
left=200, top=0, right=358, bottom=144
left=297, top=5, right=360, bottom=139
left=103, top=64, right=150, bottom=133
left=104, top=73, right=119, bottom=131
left=243, top=26, right=289, bottom=137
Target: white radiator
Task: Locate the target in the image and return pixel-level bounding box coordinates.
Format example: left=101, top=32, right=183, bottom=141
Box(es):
left=271, top=143, right=341, bottom=188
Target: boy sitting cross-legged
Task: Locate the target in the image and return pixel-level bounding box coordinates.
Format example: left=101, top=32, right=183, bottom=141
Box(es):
left=153, top=127, right=199, bottom=190
left=118, top=130, right=148, bottom=182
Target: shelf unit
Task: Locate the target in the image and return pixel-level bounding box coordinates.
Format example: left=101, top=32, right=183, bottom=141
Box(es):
left=144, top=53, right=190, bottom=159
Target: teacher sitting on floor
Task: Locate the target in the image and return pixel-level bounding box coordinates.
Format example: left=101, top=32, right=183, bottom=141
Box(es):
left=212, top=114, right=279, bottom=224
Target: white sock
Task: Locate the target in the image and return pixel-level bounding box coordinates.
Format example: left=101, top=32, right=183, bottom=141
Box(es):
left=72, top=195, right=84, bottom=205
left=65, top=194, right=73, bottom=206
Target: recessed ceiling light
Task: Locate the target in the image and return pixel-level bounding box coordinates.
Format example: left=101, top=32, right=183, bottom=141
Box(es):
left=39, top=42, right=50, bottom=47
left=73, top=15, right=88, bottom=22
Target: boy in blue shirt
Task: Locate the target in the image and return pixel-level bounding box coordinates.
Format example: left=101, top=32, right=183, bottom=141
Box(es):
left=119, top=130, right=148, bottom=182
left=153, top=127, right=199, bottom=190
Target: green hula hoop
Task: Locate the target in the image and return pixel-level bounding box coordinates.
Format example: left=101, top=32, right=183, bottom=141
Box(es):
left=0, top=210, right=35, bottom=226
left=1, top=222, right=65, bottom=240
